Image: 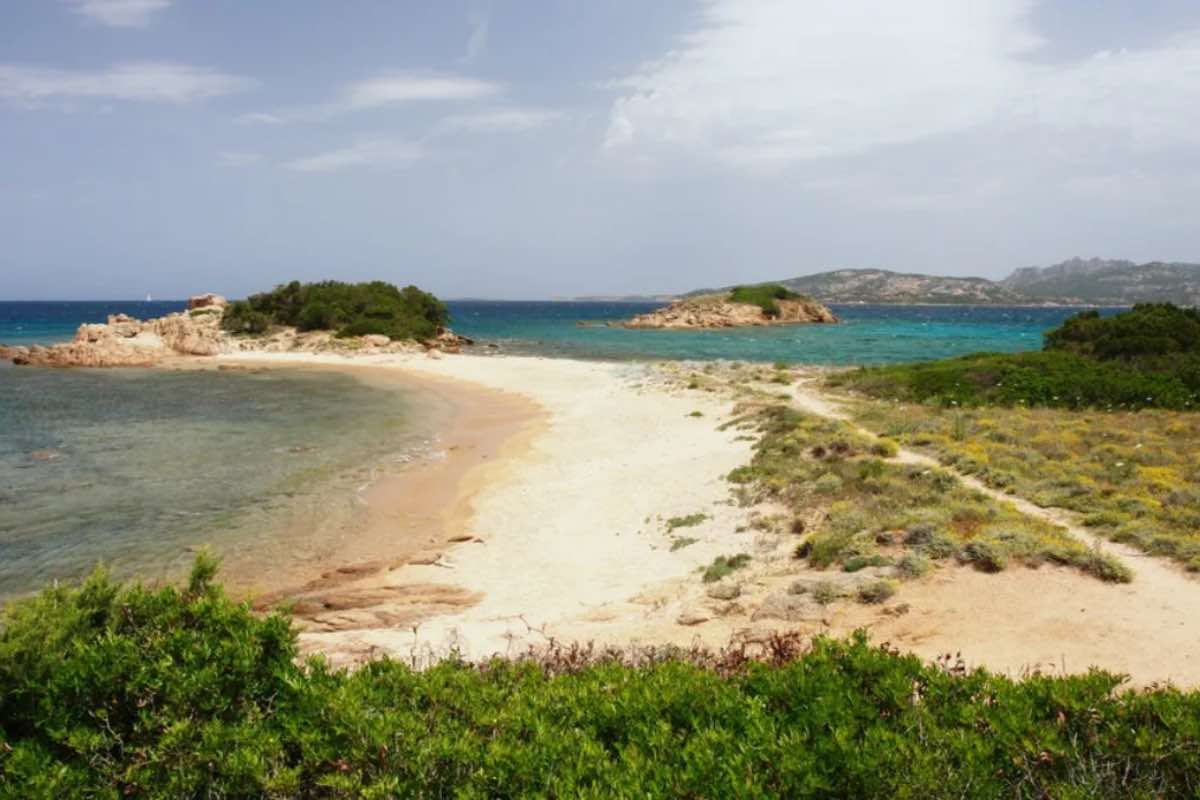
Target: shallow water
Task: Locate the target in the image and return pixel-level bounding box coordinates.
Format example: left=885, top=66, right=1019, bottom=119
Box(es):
left=0, top=364, right=439, bottom=596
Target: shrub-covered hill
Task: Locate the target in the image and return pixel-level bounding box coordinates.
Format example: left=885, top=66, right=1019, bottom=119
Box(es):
left=221, top=280, right=450, bottom=340
left=2, top=561, right=1200, bottom=797
left=831, top=304, right=1200, bottom=410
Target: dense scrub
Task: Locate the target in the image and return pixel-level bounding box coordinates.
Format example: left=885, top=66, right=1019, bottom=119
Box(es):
left=830, top=304, right=1200, bottom=410
left=849, top=401, right=1200, bottom=571
left=221, top=280, right=449, bottom=341
left=728, top=283, right=806, bottom=317
left=3, top=562, right=1199, bottom=798
left=724, top=404, right=1128, bottom=583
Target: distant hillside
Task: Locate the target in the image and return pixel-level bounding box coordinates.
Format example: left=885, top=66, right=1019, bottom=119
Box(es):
left=768, top=269, right=1024, bottom=305
left=574, top=258, right=1200, bottom=306
left=1001, top=257, right=1200, bottom=305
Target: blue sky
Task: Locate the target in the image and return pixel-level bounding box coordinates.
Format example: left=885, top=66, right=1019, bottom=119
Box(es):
left=3, top=1, right=1200, bottom=300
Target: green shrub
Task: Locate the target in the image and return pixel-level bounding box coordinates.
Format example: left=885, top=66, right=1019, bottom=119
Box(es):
left=666, top=512, right=707, bottom=532
left=961, top=540, right=1009, bottom=572
left=729, top=284, right=805, bottom=317
left=702, top=553, right=751, bottom=583
left=220, top=301, right=272, bottom=334
left=811, top=581, right=840, bottom=605
left=896, top=553, right=931, bottom=579
left=4, top=566, right=1200, bottom=797
left=856, top=580, right=896, bottom=604
left=669, top=536, right=698, bottom=552
left=843, top=554, right=893, bottom=573
left=221, top=280, right=449, bottom=341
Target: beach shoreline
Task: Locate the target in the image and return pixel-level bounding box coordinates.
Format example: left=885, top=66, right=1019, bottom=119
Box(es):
left=186, top=350, right=1200, bottom=689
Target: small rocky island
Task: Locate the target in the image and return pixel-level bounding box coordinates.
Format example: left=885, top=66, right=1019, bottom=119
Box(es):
left=622, top=285, right=837, bottom=329
left=0, top=281, right=470, bottom=368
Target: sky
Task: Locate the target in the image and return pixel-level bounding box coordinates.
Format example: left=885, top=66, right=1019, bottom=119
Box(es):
left=3, top=0, right=1200, bottom=300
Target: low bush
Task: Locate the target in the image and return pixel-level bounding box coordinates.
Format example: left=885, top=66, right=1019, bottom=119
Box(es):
left=702, top=553, right=751, bottom=583
left=856, top=580, right=896, bottom=604
left=4, top=565, right=1200, bottom=797
left=729, top=284, right=806, bottom=317
left=666, top=512, right=707, bottom=532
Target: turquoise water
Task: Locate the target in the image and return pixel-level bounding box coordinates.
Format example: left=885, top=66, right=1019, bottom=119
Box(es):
left=1, top=300, right=1116, bottom=364
left=446, top=301, right=1107, bottom=363
left=0, top=364, right=438, bottom=597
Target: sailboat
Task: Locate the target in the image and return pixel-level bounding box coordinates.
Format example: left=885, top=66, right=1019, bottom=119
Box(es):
left=145, top=293, right=153, bottom=302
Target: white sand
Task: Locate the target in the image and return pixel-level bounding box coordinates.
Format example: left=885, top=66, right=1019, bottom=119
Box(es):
left=217, top=351, right=758, bottom=661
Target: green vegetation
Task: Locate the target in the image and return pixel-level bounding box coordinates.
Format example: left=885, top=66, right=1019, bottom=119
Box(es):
left=848, top=400, right=1200, bottom=570
left=665, top=512, right=707, bottom=532
left=725, top=404, right=1129, bottom=582
left=668, top=536, right=698, bottom=552
left=856, top=580, right=896, bottom=604
left=728, top=284, right=805, bottom=317
left=4, top=564, right=1200, bottom=798
left=701, top=553, right=751, bottom=583
left=221, top=280, right=449, bottom=341
left=830, top=304, right=1200, bottom=410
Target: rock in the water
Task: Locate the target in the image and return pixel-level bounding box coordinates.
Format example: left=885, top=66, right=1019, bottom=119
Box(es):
left=623, top=294, right=837, bottom=329
left=751, top=591, right=826, bottom=623
left=706, top=582, right=742, bottom=600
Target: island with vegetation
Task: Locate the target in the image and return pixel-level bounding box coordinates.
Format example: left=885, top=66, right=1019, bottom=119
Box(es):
left=0, top=280, right=469, bottom=368
left=622, top=284, right=838, bottom=329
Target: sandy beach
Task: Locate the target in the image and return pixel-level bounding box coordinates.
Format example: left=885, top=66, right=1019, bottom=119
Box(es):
left=206, top=351, right=1200, bottom=688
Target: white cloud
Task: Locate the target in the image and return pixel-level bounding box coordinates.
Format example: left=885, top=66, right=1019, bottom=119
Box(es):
left=435, top=107, right=565, bottom=134
left=0, top=62, right=252, bottom=105
left=235, top=111, right=284, bottom=125
left=342, top=72, right=500, bottom=109
left=216, top=151, right=262, bottom=167
left=68, top=0, right=172, bottom=28
left=284, top=139, right=424, bottom=173
left=605, top=0, right=1200, bottom=169
left=464, top=11, right=490, bottom=63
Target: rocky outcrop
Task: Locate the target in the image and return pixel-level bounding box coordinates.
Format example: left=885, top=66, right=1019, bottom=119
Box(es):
left=5, top=310, right=225, bottom=367
left=623, top=296, right=837, bottom=329
left=187, top=293, right=227, bottom=311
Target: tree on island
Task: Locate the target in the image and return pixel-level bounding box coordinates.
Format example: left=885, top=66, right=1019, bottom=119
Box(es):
left=221, top=280, right=449, bottom=341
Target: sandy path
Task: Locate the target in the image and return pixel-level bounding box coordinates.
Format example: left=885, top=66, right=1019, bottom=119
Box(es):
left=789, top=376, right=1200, bottom=687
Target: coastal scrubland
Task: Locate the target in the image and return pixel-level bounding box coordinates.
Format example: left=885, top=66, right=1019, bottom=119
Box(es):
left=823, top=304, right=1200, bottom=569
left=845, top=401, right=1200, bottom=571
left=722, top=402, right=1129, bottom=583
left=3, top=560, right=1199, bottom=798
left=222, top=280, right=449, bottom=340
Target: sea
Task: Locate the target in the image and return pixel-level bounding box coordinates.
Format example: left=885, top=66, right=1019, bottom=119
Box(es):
left=0, top=299, right=1111, bottom=597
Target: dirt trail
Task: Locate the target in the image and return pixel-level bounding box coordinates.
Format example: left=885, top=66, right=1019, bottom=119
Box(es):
left=787, top=375, right=1200, bottom=688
